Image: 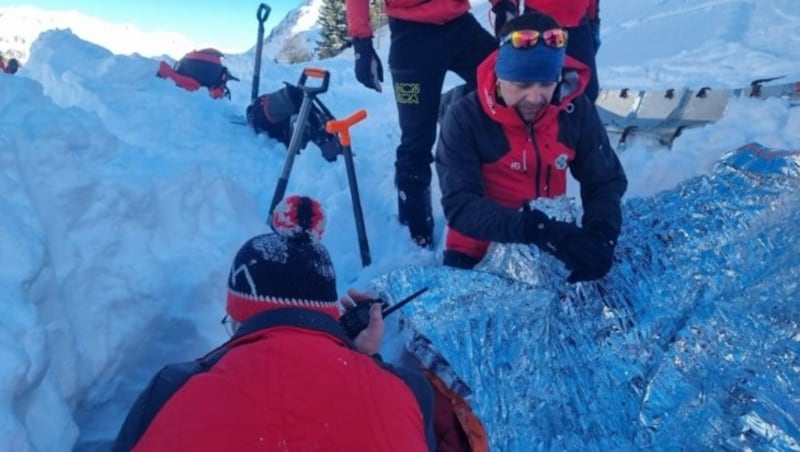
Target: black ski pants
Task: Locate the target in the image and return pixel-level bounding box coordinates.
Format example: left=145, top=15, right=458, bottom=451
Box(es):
left=388, top=13, right=497, bottom=192
left=564, top=17, right=599, bottom=102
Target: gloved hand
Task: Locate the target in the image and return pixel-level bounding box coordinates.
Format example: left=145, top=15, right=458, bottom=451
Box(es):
left=352, top=38, right=383, bottom=93
left=589, top=18, right=601, bottom=53
left=492, top=0, right=518, bottom=37
left=525, top=210, right=618, bottom=283
left=524, top=209, right=583, bottom=269
left=562, top=223, right=618, bottom=283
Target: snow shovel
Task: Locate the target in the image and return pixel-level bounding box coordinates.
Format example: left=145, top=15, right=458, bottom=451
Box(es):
left=326, top=109, right=371, bottom=267
left=251, top=3, right=271, bottom=102
left=268, top=68, right=331, bottom=217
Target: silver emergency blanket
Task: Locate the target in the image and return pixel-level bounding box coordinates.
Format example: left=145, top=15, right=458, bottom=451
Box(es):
left=374, top=143, right=800, bottom=451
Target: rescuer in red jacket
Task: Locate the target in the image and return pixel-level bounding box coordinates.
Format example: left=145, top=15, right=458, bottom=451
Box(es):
left=113, top=196, right=436, bottom=451
left=436, top=12, right=627, bottom=281
left=346, top=0, right=600, bottom=251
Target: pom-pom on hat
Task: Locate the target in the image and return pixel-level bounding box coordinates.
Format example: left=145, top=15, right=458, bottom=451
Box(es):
left=495, top=12, right=567, bottom=83
left=271, top=194, right=327, bottom=242
left=226, top=195, right=338, bottom=322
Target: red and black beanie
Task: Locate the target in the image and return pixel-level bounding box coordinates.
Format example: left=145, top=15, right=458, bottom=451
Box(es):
left=226, top=196, right=338, bottom=322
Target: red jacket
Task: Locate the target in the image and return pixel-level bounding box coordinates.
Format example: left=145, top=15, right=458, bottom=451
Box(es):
left=346, top=0, right=471, bottom=38
left=436, top=51, right=627, bottom=259
left=114, top=309, right=434, bottom=451
left=490, top=0, right=598, bottom=27
left=345, top=0, right=598, bottom=38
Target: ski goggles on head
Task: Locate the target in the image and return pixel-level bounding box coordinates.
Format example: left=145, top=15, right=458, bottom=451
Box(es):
left=500, top=29, right=568, bottom=49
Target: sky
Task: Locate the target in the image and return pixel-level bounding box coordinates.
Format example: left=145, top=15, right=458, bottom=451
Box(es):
left=1, top=0, right=800, bottom=451
left=3, top=0, right=296, bottom=53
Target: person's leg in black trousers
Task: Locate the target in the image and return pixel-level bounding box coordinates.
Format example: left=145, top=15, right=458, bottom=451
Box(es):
left=448, top=15, right=499, bottom=91
left=388, top=19, right=448, bottom=248
left=565, top=18, right=599, bottom=102
left=388, top=15, right=496, bottom=248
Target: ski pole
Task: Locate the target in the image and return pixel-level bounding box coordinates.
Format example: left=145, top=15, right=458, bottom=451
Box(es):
left=269, top=68, right=331, bottom=219
left=326, top=109, right=371, bottom=267
left=251, top=3, right=271, bottom=102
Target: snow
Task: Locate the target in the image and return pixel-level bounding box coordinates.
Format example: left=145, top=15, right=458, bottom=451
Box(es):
left=0, top=5, right=198, bottom=61
left=1, top=0, right=799, bottom=450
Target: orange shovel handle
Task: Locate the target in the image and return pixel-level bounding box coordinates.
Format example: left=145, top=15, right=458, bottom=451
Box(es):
left=325, top=110, right=367, bottom=147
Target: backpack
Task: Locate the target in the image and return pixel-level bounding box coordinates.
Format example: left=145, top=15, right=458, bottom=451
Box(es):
left=156, top=48, right=238, bottom=99
left=246, top=83, right=342, bottom=162
left=1, top=56, right=19, bottom=74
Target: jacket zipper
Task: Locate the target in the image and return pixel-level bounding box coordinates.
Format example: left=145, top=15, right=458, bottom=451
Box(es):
left=527, top=122, right=543, bottom=199
left=545, top=165, right=552, bottom=197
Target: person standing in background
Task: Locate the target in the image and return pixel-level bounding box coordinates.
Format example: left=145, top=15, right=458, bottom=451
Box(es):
left=345, top=0, right=498, bottom=248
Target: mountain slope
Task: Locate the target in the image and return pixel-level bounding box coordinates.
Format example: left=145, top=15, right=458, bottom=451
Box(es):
left=0, top=5, right=198, bottom=62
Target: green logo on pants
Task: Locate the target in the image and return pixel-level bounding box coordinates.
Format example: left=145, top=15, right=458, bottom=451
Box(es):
left=395, top=82, right=420, bottom=104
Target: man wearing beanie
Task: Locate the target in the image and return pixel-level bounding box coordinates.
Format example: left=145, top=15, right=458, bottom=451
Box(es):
left=491, top=0, right=602, bottom=101
left=113, top=195, right=435, bottom=451
left=436, top=12, right=628, bottom=283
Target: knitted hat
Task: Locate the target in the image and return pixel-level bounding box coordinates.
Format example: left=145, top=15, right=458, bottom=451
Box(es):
left=226, top=195, right=338, bottom=322
left=495, top=12, right=567, bottom=83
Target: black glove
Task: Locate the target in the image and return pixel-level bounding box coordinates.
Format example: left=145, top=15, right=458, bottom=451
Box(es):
left=352, top=38, right=383, bottom=92
left=492, top=0, right=518, bottom=37
left=562, top=223, right=618, bottom=283
left=524, top=209, right=583, bottom=269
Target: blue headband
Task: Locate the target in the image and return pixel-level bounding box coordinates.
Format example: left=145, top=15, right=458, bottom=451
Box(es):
left=495, top=42, right=566, bottom=83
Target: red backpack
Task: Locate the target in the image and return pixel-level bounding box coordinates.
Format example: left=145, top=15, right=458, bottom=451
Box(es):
left=156, top=48, right=238, bottom=99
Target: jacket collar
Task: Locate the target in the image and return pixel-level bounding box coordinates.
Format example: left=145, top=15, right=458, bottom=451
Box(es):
left=232, top=307, right=353, bottom=347
left=477, top=50, right=590, bottom=128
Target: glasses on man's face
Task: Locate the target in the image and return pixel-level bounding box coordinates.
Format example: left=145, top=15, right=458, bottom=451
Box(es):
left=500, top=29, right=568, bottom=49
left=220, top=314, right=235, bottom=337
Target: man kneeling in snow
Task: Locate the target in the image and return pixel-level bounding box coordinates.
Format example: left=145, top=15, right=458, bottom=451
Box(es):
left=113, top=196, right=435, bottom=451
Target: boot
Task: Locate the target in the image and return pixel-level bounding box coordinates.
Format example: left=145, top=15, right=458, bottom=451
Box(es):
left=398, top=186, right=433, bottom=249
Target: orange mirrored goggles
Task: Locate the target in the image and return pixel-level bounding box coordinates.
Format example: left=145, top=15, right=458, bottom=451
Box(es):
left=500, top=29, right=569, bottom=49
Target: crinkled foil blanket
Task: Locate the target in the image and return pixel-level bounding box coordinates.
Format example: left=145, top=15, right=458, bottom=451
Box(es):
left=374, top=145, right=800, bottom=451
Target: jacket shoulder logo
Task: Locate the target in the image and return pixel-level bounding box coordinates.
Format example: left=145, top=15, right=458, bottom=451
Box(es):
left=555, top=153, right=569, bottom=170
